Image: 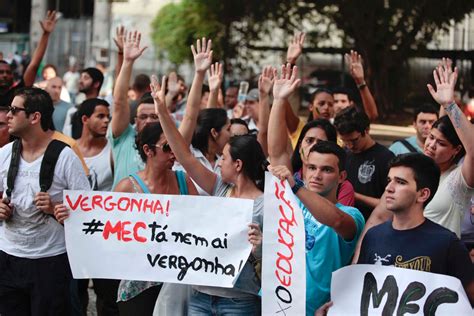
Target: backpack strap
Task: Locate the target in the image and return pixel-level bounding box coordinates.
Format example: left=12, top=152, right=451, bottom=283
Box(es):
left=129, top=173, right=151, bottom=194
left=398, top=139, right=418, bottom=153
left=6, top=139, right=22, bottom=198
left=39, top=140, right=69, bottom=192
left=175, top=170, right=189, bottom=195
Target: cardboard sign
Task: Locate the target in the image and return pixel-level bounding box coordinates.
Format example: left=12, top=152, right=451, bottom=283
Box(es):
left=63, top=190, right=254, bottom=287
left=330, top=265, right=473, bottom=315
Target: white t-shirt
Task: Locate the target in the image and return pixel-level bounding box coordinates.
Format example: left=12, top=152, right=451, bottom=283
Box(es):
left=172, top=146, right=221, bottom=196
left=0, top=142, right=91, bottom=258
left=84, top=141, right=113, bottom=191
left=425, top=165, right=474, bottom=237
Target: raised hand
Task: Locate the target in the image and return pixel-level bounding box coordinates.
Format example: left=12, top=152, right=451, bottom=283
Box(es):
left=123, top=30, right=147, bottom=62
left=39, top=10, right=58, bottom=34
left=207, top=62, right=223, bottom=91
left=150, top=75, right=167, bottom=114
left=113, top=25, right=126, bottom=53
left=427, top=58, right=458, bottom=106
left=272, top=63, right=301, bottom=100
left=166, top=72, right=180, bottom=98
left=191, top=37, right=213, bottom=74
left=286, top=32, right=305, bottom=64
left=258, top=66, right=275, bottom=96
left=268, top=165, right=296, bottom=187
left=345, top=50, right=365, bottom=84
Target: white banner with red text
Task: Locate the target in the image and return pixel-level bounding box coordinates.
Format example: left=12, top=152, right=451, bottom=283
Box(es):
left=63, top=190, right=253, bottom=287
left=329, top=265, right=472, bottom=315
left=262, top=173, right=306, bottom=315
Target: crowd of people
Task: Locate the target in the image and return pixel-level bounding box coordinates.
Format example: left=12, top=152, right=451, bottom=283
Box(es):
left=0, top=11, right=473, bottom=316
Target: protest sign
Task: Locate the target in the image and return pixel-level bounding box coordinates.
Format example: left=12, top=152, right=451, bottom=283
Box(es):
left=63, top=190, right=254, bottom=288
left=329, top=264, right=473, bottom=315
left=262, top=173, right=306, bottom=315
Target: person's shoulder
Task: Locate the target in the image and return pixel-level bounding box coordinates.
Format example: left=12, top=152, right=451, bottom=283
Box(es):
left=57, top=100, right=73, bottom=108
left=0, top=141, right=14, bottom=162
left=422, top=219, right=458, bottom=240
left=388, top=140, right=409, bottom=155
left=366, top=220, right=392, bottom=237
left=337, top=203, right=365, bottom=224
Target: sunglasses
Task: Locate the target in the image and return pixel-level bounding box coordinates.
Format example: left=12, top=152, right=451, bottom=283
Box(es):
left=153, top=142, right=172, bottom=153
left=8, top=106, right=29, bottom=115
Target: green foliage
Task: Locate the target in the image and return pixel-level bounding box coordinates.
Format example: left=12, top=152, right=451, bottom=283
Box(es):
left=151, top=0, right=224, bottom=64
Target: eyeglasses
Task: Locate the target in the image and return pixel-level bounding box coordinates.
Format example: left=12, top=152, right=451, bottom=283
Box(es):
left=153, top=142, right=172, bottom=153
left=137, top=113, right=159, bottom=121
left=8, top=106, right=28, bottom=115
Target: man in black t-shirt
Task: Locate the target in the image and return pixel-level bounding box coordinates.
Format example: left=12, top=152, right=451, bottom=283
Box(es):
left=358, top=153, right=474, bottom=306
left=334, top=106, right=394, bottom=220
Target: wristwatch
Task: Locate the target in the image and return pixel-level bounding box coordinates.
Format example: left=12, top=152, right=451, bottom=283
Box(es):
left=291, top=178, right=305, bottom=194
left=357, top=81, right=367, bottom=90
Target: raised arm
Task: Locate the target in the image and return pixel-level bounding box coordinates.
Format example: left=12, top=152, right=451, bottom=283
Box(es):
left=285, top=33, right=305, bottom=133
left=345, top=50, right=378, bottom=121
left=113, top=26, right=125, bottom=81
left=23, top=10, right=58, bottom=86
left=270, top=165, right=357, bottom=240
left=111, top=30, right=147, bottom=138
left=257, top=66, right=274, bottom=157
left=427, top=58, right=474, bottom=187
left=179, top=38, right=213, bottom=145
left=207, top=62, right=223, bottom=109
left=268, top=64, right=301, bottom=169
left=286, top=32, right=305, bottom=65
left=151, top=75, right=217, bottom=195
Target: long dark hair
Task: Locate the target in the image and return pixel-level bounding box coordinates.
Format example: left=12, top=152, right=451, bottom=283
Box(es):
left=228, top=135, right=268, bottom=191
left=192, top=108, right=228, bottom=154
left=432, top=116, right=465, bottom=164
left=291, top=119, right=337, bottom=172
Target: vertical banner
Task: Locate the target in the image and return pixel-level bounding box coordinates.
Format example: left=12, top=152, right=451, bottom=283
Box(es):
left=63, top=190, right=254, bottom=287
left=262, top=173, right=306, bottom=315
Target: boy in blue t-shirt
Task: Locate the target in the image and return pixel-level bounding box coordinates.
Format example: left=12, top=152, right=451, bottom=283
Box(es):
left=270, top=141, right=365, bottom=315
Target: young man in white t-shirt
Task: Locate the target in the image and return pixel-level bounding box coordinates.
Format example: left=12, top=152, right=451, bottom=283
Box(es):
left=77, top=98, right=113, bottom=191
left=0, top=87, right=90, bottom=315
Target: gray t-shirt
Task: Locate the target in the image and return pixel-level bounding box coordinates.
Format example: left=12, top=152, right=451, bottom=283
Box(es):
left=194, top=175, right=263, bottom=298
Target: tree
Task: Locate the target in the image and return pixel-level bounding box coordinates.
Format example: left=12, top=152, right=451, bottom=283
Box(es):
left=152, top=1, right=474, bottom=114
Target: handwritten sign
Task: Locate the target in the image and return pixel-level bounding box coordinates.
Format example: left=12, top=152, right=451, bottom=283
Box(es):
left=329, top=265, right=473, bottom=315
left=63, top=190, right=254, bottom=287
left=262, top=173, right=306, bottom=315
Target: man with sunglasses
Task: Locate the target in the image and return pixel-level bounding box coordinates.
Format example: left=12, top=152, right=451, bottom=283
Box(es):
left=334, top=106, right=394, bottom=221
left=0, top=88, right=90, bottom=315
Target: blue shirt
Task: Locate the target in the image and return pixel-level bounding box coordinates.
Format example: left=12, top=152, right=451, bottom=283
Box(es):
left=107, top=124, right=144, bottom=190
left=52, top=100, right=72, bottom=132
left=389, top=136, right=422, bottom=155
left=299, top=200, right=365, bottom=315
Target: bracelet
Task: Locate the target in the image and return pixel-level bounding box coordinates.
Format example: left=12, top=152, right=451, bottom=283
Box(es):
left=291, top=178, right=305, bottom=194
left=357, top=82, right=367, bottom=89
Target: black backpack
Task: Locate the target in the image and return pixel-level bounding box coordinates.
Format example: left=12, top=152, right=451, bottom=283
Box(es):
left=6, top=139, right=69, bottom=198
